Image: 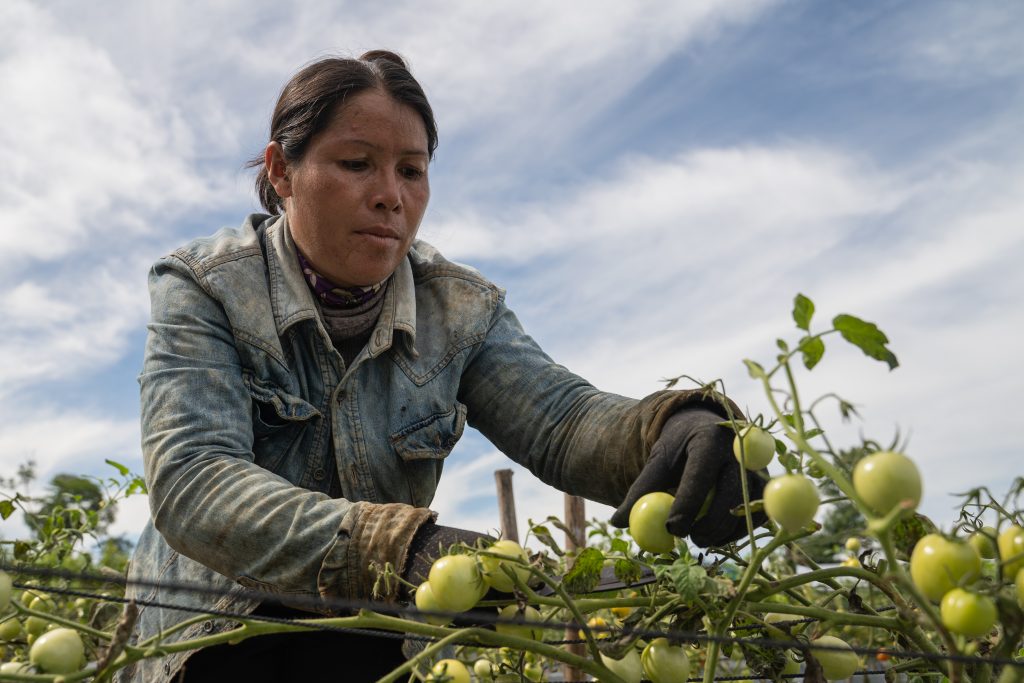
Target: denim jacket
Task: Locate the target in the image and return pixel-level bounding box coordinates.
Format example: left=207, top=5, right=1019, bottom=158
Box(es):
left=119, top=213, right=719, bottom=682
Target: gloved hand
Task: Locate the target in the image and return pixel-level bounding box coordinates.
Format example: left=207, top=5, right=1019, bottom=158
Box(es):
left=401, top=522, right=495, bottom=590
left=609, top=407, right=767, bottom=547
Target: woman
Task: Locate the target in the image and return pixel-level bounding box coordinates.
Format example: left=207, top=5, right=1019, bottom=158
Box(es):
left=120, top=51, right=764, bottom=682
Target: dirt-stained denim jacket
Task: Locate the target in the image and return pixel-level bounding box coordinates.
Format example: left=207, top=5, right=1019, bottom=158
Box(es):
left=118, top=213, right=719, bottom=682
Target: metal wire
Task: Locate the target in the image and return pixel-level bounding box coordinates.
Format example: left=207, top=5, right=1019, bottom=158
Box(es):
left=4, top=560, right=1023, bottom=674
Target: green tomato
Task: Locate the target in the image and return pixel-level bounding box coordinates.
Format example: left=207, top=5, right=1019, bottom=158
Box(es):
left=1015, top=567, right=1024, bottom=607
left=629, top=492, right=676, bottom=554
left=733, top=426, right=775, bottom=470
left=0, top=616, right=24, bottom=641
left=852, top=451, right=921, bottom=515
left=0, top=661, right=33, bottom=674
left=25, top=616, right=50, bottom=637
left=845, top=537, right=861, bottom=554
left=413, top=581, right=451, bottom=626
left=999, top=525, right=1024, bottom=576
left=909, top=534, right=982, bottom=601
left=495, top=604, right=543, bottom=640
left=28, top=596, right=53, bottom=614
left=428, top=555, right=486, bottom=613
left=0, top=572, right=10, bottom=613
left=809, top=635, right=859, bottom=680
left=940, top=588, right=997, bottom=638
left=29, top=627, right=84, bottom=674
left=641, top=637, right=690, bottom=683
left=480, top=540, right=531, bottom=593
left=523, top=661, right=544, bottom=682
left=763, top=475, right=819, bottom=533
left=600, top=648, right=643, bottom=683
left=968, top=526, right=998, bottom=560
left=473, top=658, right=496, bottom=680
left=426, top=658, right=470, bottom=683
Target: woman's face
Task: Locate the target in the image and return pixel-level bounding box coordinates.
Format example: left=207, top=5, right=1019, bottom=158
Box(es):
left=269, top=89, right=431, bottom=287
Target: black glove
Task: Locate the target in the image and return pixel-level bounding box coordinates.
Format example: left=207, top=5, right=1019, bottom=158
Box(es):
left=609, top=407, right=767, bottom=547
left=401, top=522, right=495, bottom=589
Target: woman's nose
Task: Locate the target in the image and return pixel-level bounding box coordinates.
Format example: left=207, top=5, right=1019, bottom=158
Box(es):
left=372, top=171, right=401, bottom=212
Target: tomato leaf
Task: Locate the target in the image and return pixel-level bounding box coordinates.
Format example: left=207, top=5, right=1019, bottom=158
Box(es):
left=832, top=314, right=899, bottom=370
left=744, top=360, right=766, bottom=380
left=613, top=558, right=643, bottom=587
left=105, top=459, right=130, bottom=477
left=653, top=560, right=720, bottom=603
left=609, top=538, right=629, bottom=555
left=562, top=547, right=604, bottom=594
left=776, top=338, right=789, bottom=352
left=799, top=335, right=825, bottom=370
left=793, top=294, right=815, bottom=331
left=0, top=499, right=14, bottom=520
left=528, top=524, right=564, bottom=557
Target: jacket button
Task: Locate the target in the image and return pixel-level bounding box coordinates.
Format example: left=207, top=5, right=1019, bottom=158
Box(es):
left=313, top=468, right=326, bottom=481
left=202, top=620, right=215, bottom=633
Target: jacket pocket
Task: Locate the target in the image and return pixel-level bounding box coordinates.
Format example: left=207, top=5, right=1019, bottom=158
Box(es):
left=243, top=372, right=321, bottom=473
left=390, top=403, right=467, bottom=506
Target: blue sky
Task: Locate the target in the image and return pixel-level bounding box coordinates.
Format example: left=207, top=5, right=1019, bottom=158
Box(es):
left=1, top=0, right=1022, bottom=544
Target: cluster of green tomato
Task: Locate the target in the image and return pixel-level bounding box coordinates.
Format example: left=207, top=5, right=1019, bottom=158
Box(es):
left=0, top=573, right=87, bottom=676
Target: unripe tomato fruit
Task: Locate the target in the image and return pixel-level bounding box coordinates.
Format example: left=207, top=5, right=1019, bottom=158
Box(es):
left=495, top=604, right=543, bottom=640
left=809, top=635, right=859, bottom=680
left=480, top=540, right=531, bottom=593
left=968, top=526, right=998, bottom=559
left=426, top=658, right=470, bottom=683
left=852, top=451, right=921, bottom=515
left=25, top=616, right=49, bottom=637
left=1015, top=567, right=1024, bottom=607
left=578, top=616, right=612, bottom=640
left=0, top=661, right=33, bottom=675
left=29, top=627, right=84, bottom=674
left=629, top=492, right=676, bottom=554
left=474, top=658, right=496, bottom=680
left=940, top=588, right=997, bottom=637
left=413, top=581, right=451, bottom=626
left=763, top=475, right=819, bottom=533
left=0, top=616, right=24, bottom=641
left=611, top=590, right=638, bottom=620
left=845, top=537, right=861, bottom=553
left=733, top=426, right=775, bottom=470
left=428, top=555, right=486, bottom=613
left=600, top=648, right=643, bottom=683
left=0, top=572, right=11, bottom=613
left=641, top=637, right=690, bottom=683
left=999, top=525, right=1024, bottom=576
left=909, top=534, right=982, bottom=601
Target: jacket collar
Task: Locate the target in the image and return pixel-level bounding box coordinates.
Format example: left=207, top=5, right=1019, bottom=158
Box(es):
left=262, top=212, right=418, bottom=357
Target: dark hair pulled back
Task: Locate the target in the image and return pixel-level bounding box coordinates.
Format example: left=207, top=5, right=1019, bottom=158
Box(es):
left=248, top=50, right=437, bottom=214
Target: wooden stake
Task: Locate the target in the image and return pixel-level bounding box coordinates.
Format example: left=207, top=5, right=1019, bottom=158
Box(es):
left=493, top=469, right=519, bottom=543
left=563, top=494, right=586, bottom=681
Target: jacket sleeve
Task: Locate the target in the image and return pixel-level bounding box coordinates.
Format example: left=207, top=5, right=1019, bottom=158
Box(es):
left=139, top=258, right=431, bottom=604
left=457, top=297, right=740, bottom=508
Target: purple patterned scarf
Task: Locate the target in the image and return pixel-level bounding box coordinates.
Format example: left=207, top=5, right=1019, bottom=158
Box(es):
left=296, top=250, right=386, bottom=308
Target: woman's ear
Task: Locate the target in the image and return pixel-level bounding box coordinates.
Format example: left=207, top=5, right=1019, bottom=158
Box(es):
left=265, top=142, right=293, bottom=199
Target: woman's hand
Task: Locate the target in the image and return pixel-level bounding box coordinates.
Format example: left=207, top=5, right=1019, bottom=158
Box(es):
left=609, top=408, right=767, bottom=547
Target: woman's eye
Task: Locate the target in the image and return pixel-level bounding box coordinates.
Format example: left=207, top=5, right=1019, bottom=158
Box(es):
left=400, top=166, right=425, bottom=180
left=339, top=160, right=368, bottom=171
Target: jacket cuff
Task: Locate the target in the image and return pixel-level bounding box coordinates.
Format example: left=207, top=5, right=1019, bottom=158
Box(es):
left=318, top=502, right=436, bottom=604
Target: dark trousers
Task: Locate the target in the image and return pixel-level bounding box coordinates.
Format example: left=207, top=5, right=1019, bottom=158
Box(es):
left=179, top=605, right=406, bottom=682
